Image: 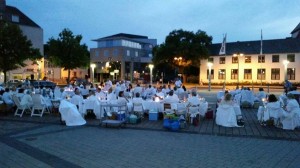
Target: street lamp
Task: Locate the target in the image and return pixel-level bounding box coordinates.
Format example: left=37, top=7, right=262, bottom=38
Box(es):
left=90, top=63, right=96, bottom=83
left=149, top=64, right=154, bottom=85
left=207, top=62, right=213, bottom=91
left=283, top=60, right=289, bottom=80
left=233, top=53, right=244, bottom=87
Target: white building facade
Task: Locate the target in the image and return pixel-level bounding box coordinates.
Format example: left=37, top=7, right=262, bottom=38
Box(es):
left=200, top=23, right=300, bottom=85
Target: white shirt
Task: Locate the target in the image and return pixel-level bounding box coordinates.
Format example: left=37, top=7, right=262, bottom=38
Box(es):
left=188, top=96, right=201, bottom=106
left=2, top=92, right=14, bottom=105
left=132, top=97, right=143, bottom=104
left=164, top=94, right=179, bottom=104
left=70, top=94, right=83, bottom=106
left=175, top=80, right=182, bottom=88
left=20, top=94, right=33, bottom=107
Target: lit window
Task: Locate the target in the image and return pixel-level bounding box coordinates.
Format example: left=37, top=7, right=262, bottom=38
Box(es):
left=218, top=69, right=226, bottom=80
left=257, top=69, right=266, bottom=80
left=245, top=56, right=251, bottom=63
left=271, top=68, right=280, bottom=80
left=244, top=69, right=252, bottom=79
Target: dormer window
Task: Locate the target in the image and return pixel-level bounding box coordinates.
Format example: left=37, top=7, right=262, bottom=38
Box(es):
left=12, top=15, right=19, bottom=22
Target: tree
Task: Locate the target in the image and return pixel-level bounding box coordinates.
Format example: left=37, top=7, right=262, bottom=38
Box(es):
left=47, top=28, right=90, bottom=84
left=0, top=21, right=42, bottom=83
left=153, top=29, right=212, bottom=83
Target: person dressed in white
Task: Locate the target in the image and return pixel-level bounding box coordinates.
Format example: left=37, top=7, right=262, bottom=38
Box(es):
left=70, top=88, right=83, bottom=109
left=161, top=85, right=170, bottom=97
left=95, top=87, right=106, bottom=100
left=187, top=91, right=201, bottom=106
left=107, top=88, right=116, bottom=101
left=255, top=87, right=267, bottom=102
left=257, top=94, right=283, bottom=125
left=114, top=83, right=122, bottom=99
left=155, top=86, right=165, bottom=99
left=216, top=94, right=240, bottom=127
left=133, top=84, right=143, bottom=97
left=281, top=94, right=300, bottom=130
left=20, top=90, right=33, bottom=108
left=164, top=90, right=179, bottom=104
left=132, top=92, right=144, bottom=104
left=174, top=78, right=182, bottom=88
left=2, top=88, right=14, bottom=106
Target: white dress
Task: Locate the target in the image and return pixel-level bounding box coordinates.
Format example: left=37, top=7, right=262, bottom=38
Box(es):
left=216, top=103, right=238, bottom=127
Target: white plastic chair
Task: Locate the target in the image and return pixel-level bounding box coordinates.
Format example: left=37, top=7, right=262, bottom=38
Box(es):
left=133, top=102, right=144, bottom=118
left=31, top=94, right=50, bottom=117
left=13, top=95, right=31, bottom=117
left=188, top=105, right=200, bottom=124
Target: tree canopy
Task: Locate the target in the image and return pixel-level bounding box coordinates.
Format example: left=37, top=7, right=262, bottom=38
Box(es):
left=46, top=28, right=90, bottom=84
left=152, top=29, right=212, bottom=82
left=0, top=21, right=42, bottom=82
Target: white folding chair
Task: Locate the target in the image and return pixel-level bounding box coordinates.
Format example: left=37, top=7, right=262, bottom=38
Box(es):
left=31, top=94, right=50, bottom=117
left=188, top=105, right=200, bottom=124
left=13, top=95, right=31, bottom=117
left=133, top=102, right=144, bottom=118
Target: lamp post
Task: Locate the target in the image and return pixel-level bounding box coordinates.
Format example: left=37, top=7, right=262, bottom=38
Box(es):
left=283, top=60, right=289, bottom=81
left=90, top=63, right=96, bottom=83
left=174, top=57, right=182, bottom=77
left=207, top=62, right=213, bottom=91
left=233, top=53, right=244, bottom=87
left=149, top=64, right=154, bottom=85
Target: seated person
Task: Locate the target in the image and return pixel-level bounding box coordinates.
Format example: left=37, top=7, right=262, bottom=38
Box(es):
left=216, top=94, right=240, bottom=127
left=16, top=88, right=25, bottom=100
left=20, top=90, right=33, bottom=108
left=95, top=87, right=106, bottom=100
left=132, top=92, right=143, bottom=104
left=155, top=86, right=165, bottom=100
left=2, top=88, right=14, bottom=106
left=106, top=88, right=116, bottom=101
left=257, top=94, right=284, bottom=125
left=187, top=90, right=200, bottom=106
left=281, top=94, right=300, bottom=130
left=255, top=87, right=267, bottom=102
left=88, top=91, right=98, bottom=101
left=133, top=83, right=143, bottom=97
left=70, top=88, right=83, bottom=109
left=117, top=91, right=129, bottom=105
left=164, top=90, right=179, bottom=104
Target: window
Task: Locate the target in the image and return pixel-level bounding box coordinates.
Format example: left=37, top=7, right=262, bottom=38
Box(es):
left=257, top=69, right=266, bottom=80
left=245, top=56, right=251, bottom=63
left=126, top=50, right=130, bottom=56
left=135, top=51, right=138, bottom=57
left=231, top=69, right=238, bottom=79
left=271, top=68, right=280, bottom=80
left=218, top=69, right=226, bottom=80
left=232, top=57, right=238, bottom=63
left=287, top=54, right=295, bottom=62
left=287, top=68, right=295, bottom=80
left=206, top=69, right=214, bottom=79
left=219, top=57, right=225, bottom=64
left=208, top=58, right=214, bottom=63
left=113, top=49, right=118, bottom=56
left=258, top=55, right=265, bottom=63
left=12, top=15, right=19, bottom=22
left=104, top=50, right=109, bottom=57
left=272, top=55, right=279, bottom=62
left=95, top=50, right=99, bottom=57
left=244, top=69, right=252, bottom=79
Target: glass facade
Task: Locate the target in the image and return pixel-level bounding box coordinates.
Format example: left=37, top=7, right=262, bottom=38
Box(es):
left=98, top=39, right=142, bottom=49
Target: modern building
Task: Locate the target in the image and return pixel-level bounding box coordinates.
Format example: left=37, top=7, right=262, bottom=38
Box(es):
left=200, top=22, right=300, bottom=85
left=0, top=0, right=44, bottom=81
left=90, top=33, right=157, bottom=83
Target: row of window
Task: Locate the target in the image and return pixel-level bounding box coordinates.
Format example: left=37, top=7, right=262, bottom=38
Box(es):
left=211, top=54, right=296, bottom=64
left=207, top=68, right=296, bottom=80
left=97, top=40, right=142, bottom=49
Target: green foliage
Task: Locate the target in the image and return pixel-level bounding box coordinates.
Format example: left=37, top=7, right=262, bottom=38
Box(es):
left=0, top=21, right=42, bottom=82
left=46, top=28, right=90, bottom=83
left=153, top=29, right=212, bottom=68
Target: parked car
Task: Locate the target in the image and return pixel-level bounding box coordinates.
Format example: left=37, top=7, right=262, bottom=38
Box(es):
left=31, top=80, right=57, bottom=90
left=6, top=79, right=23, bottom=87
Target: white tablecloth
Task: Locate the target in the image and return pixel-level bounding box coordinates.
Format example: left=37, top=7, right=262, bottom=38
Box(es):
left=59, top=100, right=86, bottom=126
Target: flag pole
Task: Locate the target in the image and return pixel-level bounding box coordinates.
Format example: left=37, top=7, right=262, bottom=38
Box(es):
left=260, top=29, right=263, bottom=86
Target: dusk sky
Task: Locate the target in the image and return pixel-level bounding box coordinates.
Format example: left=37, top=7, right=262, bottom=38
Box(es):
left=7, top=0, right=300, bottom=49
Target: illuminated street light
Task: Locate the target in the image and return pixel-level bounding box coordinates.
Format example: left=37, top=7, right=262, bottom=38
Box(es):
left=90, top=63, right=96, bottom=83
left=207, top=62, right=213, bottom=91
left=149, top=64, right=154, bottom=85
left=233, top=53, right=244, bottom=87
left=283, top=60, right=290, bottom=81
